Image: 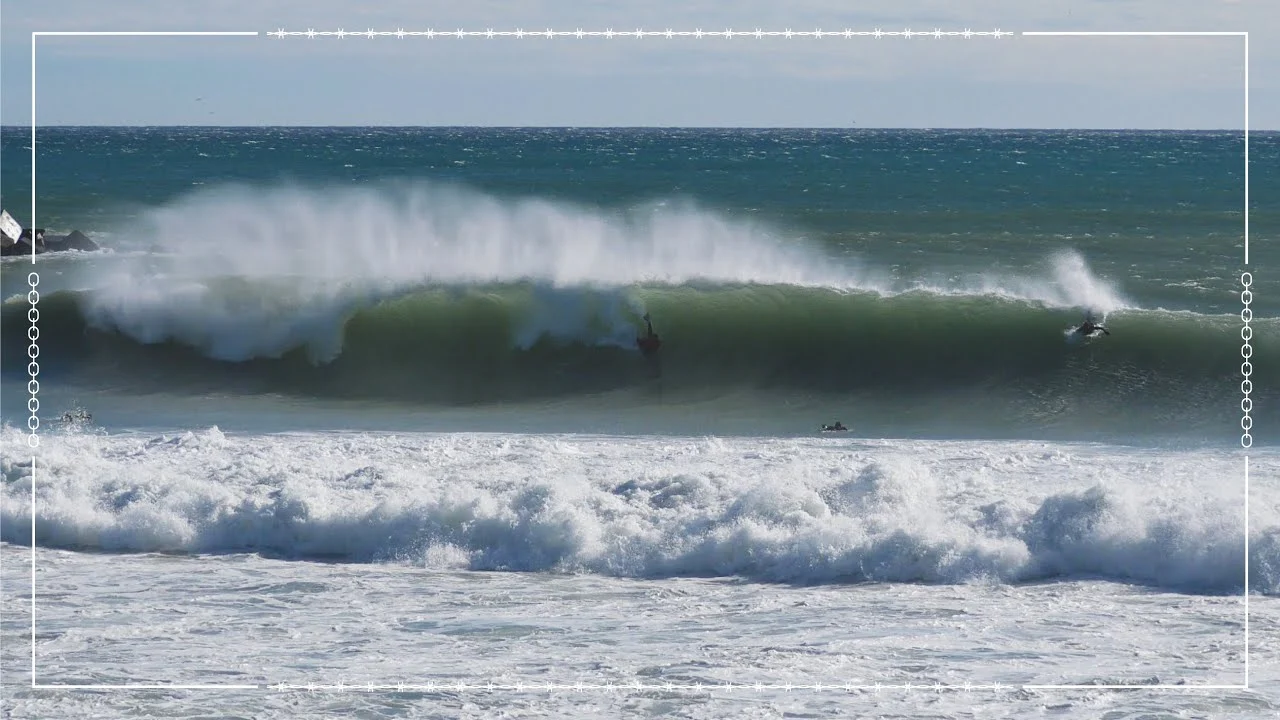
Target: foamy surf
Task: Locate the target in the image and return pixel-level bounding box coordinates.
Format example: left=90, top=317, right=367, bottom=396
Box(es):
left=2, top=126, right=1268, bottom=719
left=3, top=426, right=1272, bottom=595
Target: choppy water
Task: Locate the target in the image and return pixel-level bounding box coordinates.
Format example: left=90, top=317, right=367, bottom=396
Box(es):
left=3, top=128, right=1275, bottom=441
left=1, top=127, right=1274, bottom=717
left=2, top=429, right=1277, bottom=717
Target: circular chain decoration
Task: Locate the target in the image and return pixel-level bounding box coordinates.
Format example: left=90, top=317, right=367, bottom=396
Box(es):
left=1240, top=271, right=1252, bottom=448
left=27, top=271, right=40, bottom=448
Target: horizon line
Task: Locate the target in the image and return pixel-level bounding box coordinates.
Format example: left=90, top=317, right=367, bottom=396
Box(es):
left=0, top=124, right=1268, bottom=132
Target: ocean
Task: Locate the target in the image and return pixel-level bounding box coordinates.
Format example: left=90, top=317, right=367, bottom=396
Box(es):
left=2, top=127, right=1277, bottom=717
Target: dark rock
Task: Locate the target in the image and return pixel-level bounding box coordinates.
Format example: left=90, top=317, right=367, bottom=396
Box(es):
left=62, top=230, right=99, bottom=251
left=43, top=230, right=99, bottom=253
left=0, top=229, right=42, bottom=256
left=1, top=227, right=99, bottom=255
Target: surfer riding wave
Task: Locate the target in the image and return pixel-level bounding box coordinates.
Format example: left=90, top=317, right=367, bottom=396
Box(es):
left=637, top=312, right=662, bottom=357
left=1073, top=312, right=1111, bottom=339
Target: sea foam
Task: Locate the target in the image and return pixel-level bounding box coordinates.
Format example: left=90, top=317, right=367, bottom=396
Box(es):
left=3, top=426, right=1272, bottom=595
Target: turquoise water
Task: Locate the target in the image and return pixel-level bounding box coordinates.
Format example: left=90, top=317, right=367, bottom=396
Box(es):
left=2, top=130, right=1276, bottom=715
left=1, top=127, right=1272, bottom=442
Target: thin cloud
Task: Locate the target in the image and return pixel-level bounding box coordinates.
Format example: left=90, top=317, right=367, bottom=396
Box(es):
left=1, top=0, right=1273, bottom=127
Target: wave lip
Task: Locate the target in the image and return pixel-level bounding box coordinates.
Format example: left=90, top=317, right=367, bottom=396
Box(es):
left=2, top=428, right=1273, bottom=595
left=109, top=180, right=868, bottom=289
left=13, top=179, right=1148, bottom=365
left=106, top=180, right=1136, bottom=296
left=3, top=180, right=1244, bottom=431
left=5, top=278, right=1256, bottom=417
left=63, top=180, right=1139, bottom=365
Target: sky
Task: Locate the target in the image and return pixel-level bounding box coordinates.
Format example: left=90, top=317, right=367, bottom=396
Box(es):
left=0, top=0, right=1275, bottom=128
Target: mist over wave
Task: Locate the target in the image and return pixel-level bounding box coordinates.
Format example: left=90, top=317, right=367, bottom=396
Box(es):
left=2, top=181, right=1248, bottom=429
left=114, top=181, right=869, bottom=288
left=2, top=427, right=1273, bottom=595
left=61, top=181, right=1134, bottom=365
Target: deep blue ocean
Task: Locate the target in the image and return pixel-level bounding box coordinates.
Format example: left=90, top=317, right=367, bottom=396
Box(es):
left=3, top=130, right=1279, bottom=717
left=1, top=127, right=1275, bottom=442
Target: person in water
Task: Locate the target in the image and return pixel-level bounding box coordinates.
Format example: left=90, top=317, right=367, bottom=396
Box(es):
left=822, top=421, right=848, bottom=432
left=637, top=313, right=661, bottom=356
left=1077, top=314, right=1111, bottom=337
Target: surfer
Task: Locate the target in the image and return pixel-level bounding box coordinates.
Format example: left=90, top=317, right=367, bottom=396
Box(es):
left=637, top=312, right=662, bottom=357
left=60, top=408, right=92, bottom=424
left=821, top=421, right=848, bottom=432
left=1075, top=313, right=1110, bottom=338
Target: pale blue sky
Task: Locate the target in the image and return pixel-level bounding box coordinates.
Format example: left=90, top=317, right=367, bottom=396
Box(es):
left=0, top=0, right=1274, bottom=128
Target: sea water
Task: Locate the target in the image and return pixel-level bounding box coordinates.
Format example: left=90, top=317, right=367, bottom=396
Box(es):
left=2, top=128, right=1277, bottom=717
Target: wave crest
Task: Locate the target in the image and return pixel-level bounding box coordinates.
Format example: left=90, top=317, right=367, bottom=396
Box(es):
left=2, top=428, right=1272, bottom=594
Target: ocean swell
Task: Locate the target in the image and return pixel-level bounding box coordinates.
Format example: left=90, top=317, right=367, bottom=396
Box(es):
left=4, top=280, right=1255, bottom=409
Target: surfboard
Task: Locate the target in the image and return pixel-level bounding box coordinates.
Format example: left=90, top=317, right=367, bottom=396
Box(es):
left=1066, top=325, right=1107, bottom=343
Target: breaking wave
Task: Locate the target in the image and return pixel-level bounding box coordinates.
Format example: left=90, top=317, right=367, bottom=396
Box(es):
left=2, top=427, right=1274, bottom=595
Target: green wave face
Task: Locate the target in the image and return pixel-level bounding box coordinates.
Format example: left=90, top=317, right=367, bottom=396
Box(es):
left=6, top=283, right=1260, bottom=429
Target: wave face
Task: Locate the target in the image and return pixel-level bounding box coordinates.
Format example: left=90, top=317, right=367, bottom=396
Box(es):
left=4, top=182, right=1255, bottom=423
left=9, top=281, right=1256, bottom=405
left=2, top=427, right=1274, bottom=595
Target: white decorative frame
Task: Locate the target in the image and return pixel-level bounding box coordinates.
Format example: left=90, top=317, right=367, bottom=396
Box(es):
left=21, top=28, right=1252, bottom=696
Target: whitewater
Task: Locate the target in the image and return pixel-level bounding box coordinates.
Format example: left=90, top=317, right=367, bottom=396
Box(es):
left=3, top=426, right=1274, bottom=589
left=8, top=181, right=1264, bottom=438
left=3, top=127, right=1274, bottom=718
left=18, top=180, right=1139, bottom=366
left=3, top=426, right=1277, bottom=717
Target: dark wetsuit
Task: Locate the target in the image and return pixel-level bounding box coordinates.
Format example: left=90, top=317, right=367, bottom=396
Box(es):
left=1078, top=321, right=1110, bottom=336
left=637, top=315, right=661, bottom=357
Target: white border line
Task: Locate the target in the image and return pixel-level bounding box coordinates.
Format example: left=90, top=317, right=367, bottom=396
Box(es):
left=260, top=681, right=1247, bottom=693
left=34, top=31, right=260, bottom=36
left=30, top=36, right=36, bottom=264
left=26, top=30, right=262, bottom=692
left=266, top=28, right=1009, bottom=40
left=21, top=27, right=1253, bottom=696
left=1023, top=31, right=1246, bottom=36
left=30, top=456, right=36, bottom=686
left=1018, top=28, right=1252, bottom=693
